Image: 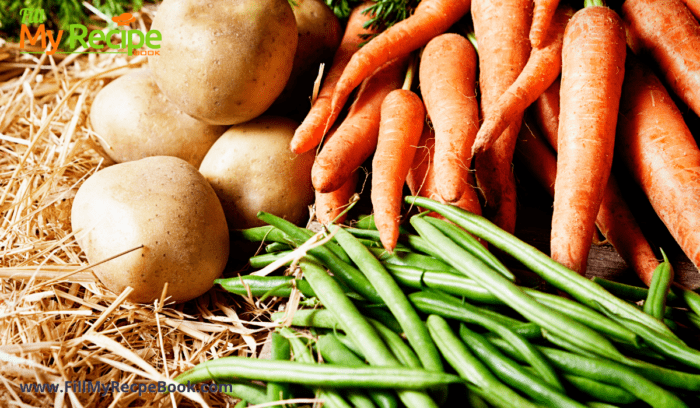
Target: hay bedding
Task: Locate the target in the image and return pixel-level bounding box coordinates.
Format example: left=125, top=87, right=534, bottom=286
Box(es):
left=0, top=8, right=288, bottom=408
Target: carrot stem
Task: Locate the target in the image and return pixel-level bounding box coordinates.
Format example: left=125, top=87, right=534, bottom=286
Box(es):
left=402, top=52, right=420, bottom=91
left=585, top=0, right=604, bottom=7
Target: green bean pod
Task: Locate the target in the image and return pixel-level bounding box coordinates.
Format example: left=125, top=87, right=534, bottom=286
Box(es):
left=459, top=325, right=587, bottom=408
left=591, top=276, right=679, bottom=304
left=405, top=196, right=677, bottom=339
left=426, top=315, right=541, bottom=408
left=423, top=216, right=514, bottom=281
left=258, top=212, right=382, bottom=304
left=561, top=374, right=637, bottom=405
left=411, top=216, right=624, bottom=361
left=644, top=250, right=674, bottom=320
left=679, top=285, right=700, bottom=317
left=216, top=275, right=315, bottom=298
left=354, top=215, right=411, bottom=234
left=369, top=248, right=461, bottom=274
left=409, top=290, right=542, bottom=338
left=234, top=400, right=248, bottom=408
left=217, top=381, right=270, bottom=405
left=298, top=260, right=440, bottom=408
left=334, top=226, right=443, bottom=373
left=318, top=334, right=399, bottom=408
left=267, top=332, right=295, bottom=406
left=266, top=241, right=292, bottom=253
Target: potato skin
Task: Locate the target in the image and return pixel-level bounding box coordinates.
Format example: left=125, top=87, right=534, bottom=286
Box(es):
left=149, top=0, right=297, bottom=125
left=199, top=116, right=315, bottom=229
left=89, top=69, right=226, bottom=167
left=71, top=156, right=230, bottom=303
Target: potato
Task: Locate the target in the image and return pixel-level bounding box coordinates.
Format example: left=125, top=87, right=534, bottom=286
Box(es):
left=71, top=156, right=229, bottom=303
left=89, top=69, right=226, bottom=167
left=149, top=0, right=297, bottom=125
left=199, top=116, right=315, bottom=229
left=270, top=0, right=342, bottom=113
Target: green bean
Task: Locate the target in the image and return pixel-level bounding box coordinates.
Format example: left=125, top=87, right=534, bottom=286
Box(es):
left=410, top=290, right=562, bottom=390
left=424, top=216, right=514, bottom=281
left=248, top=251, right=291, bottom=269
left=368, top=319, right=422, bottom=368
left=346, top=227, right=450, bottom=258
left=406, top=196, right=678, bottom=339
left=592, top=277, right=677, bottom=304
left=644, top=250, right=674, bottom=320
left=356, top=305, right=403, bottom=334
left=411, top=216, right=624, bottom=361
left=318, top=334, right=399, bottom=408
left=234, top=400, right=247, bottom=408
left=355, top=214, right=411, bottom=234
left=334, top=226, right=443, bottom=373
left=426, top=315, right=541, bottom=408
left=524, top=289, right=640, bottom=346
left=216, top=275, right=316, bottom=298
left=409, top=291, right=542, bottom=338
left=467, top=393, right=490, bottom=408
left=237, top=225, right=293, bottom=243
left=459, top=324, right=587, bottom=408
left=280, top=327, right=351, bottom=408
left=335, top=333, right=367, bottom=360
left=679, top=285, right=700, bottom=316
left=216, top=381, right=270, bottom=405
left=603, top=311, right=700, bottom=371
left=266, top=241, right=292, bottom=253
left=585, top=403, right=620, bottom=408
left=299, top=260, right=441, bottom=408
left=687, top=312, right=700, bottom=331
left=258, top=212, right=382, bottom=304
left=561, top=374, right=638, bottom=405
left=267, top=332, right=294, bottom=406
left=384, top=264, right=501, bottom=304
left=491, top=336, right=700, bottom=392
left=369, top=248, right=461, bottom=274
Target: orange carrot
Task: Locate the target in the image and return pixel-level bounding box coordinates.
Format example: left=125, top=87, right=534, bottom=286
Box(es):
left=681, top=0, right=700, bottom=20
left=372, top=90, right=425, bottom=252
left=316, top=169, right=359, bottom=225
left=311, top=55, right=408, bottom=194
left=419, top=33, right=479, bottom=203
left=617, top=56, right=700, bottom=275
left=530, top=0, right=560, bottom=48
left=622, top=0, right=700, bottom=117
left=290, top=2, right=378, bottom=154
left=328, top=0, right=471, bottom=132
left=406, top=126, right=482, bottom=217
left=551, top=5, right=627, bottom=275
left=517, top=115, right=659, bottom=286
left=472, top=4, right=573, bottom=156
left=471, top=0, right=533, bottom=234
left=531, top=77, right=560, bottom=148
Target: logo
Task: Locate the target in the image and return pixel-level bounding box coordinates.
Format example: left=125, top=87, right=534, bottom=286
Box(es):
left=19, top=9, right=161, bottom=56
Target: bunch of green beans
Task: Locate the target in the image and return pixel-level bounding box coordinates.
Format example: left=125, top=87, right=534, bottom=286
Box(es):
left=186, top=202, right=700, bottom=407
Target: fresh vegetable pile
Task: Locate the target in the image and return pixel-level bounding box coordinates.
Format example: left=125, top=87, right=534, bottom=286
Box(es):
left=177, top=198, right=700, bottom=407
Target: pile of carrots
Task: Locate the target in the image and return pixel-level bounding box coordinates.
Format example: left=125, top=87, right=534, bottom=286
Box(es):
left=291, top=0, right=700, bottom=286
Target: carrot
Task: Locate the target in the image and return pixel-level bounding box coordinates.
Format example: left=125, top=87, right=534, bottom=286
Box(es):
left=616, top=55, right=700, bottom=275
left=530, top=0, right=560, bottom=48
left=622, top=0, right=700, bottom=117
left=471, top=0, right=533, bottom=234
left=551, top=4, right=626, bottom=275
left=290, top=2, right=378, bottom=154
left=472, top=4, right=573, bottom=156
left=372, top=88, right=425, bottom=252
left=681, top=0, right=700, bottom=20
left=531, top=77, right=560, bottom=148
left=328, top=0, right=471, bottom=132
left=419, top=33, right=479, bottom=203
left=406, top=125, right=482, bottom=218
left=311, top=55, right=408, bottom=194
left=517, top=115, right=659, bottom=286
left=316, top=169, right=359, bottom=225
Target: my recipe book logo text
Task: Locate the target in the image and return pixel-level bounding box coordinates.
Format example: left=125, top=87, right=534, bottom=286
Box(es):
left=19, top=9, right=161, bottom=56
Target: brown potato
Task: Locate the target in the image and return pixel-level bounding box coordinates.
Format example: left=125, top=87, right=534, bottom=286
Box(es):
left=71, top=156, right=229, bottom=303
left=199, top=116, right=315, bottom=229
left=89, top=69, right=226, bottom=167
left=149, top=0, right=297, bottom=125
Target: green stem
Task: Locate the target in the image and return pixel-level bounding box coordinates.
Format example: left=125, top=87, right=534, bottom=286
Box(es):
left=584, top=0, right=604, bottom=7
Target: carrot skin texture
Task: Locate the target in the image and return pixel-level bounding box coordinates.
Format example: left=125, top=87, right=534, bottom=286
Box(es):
left=406, top=126, right=482, bottom=218
left=472, top=4, right=572, bottom=156
left=420, top=33, right=479, bottom=203
left=316, top=169, right=358, bottom=225
left=530, top=81, right=660, bottom=286
left=551, top=6, right=626, bottom=275
left=681, top=0, right=700, bottom=20
left=622, top=0, right=700, bottom=118
left=328, top=0, right=472, bottom=130
left=372, top=90, right=426, bottom=252
left=312, top=56, right=408, bottom=193
left=290, top=2, right=377, bottom=154
left=472, top=0, right=533, bottom=234
left=530, top=0, right=560, bottom=48
left=617, top=56, right=700, bottom=274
